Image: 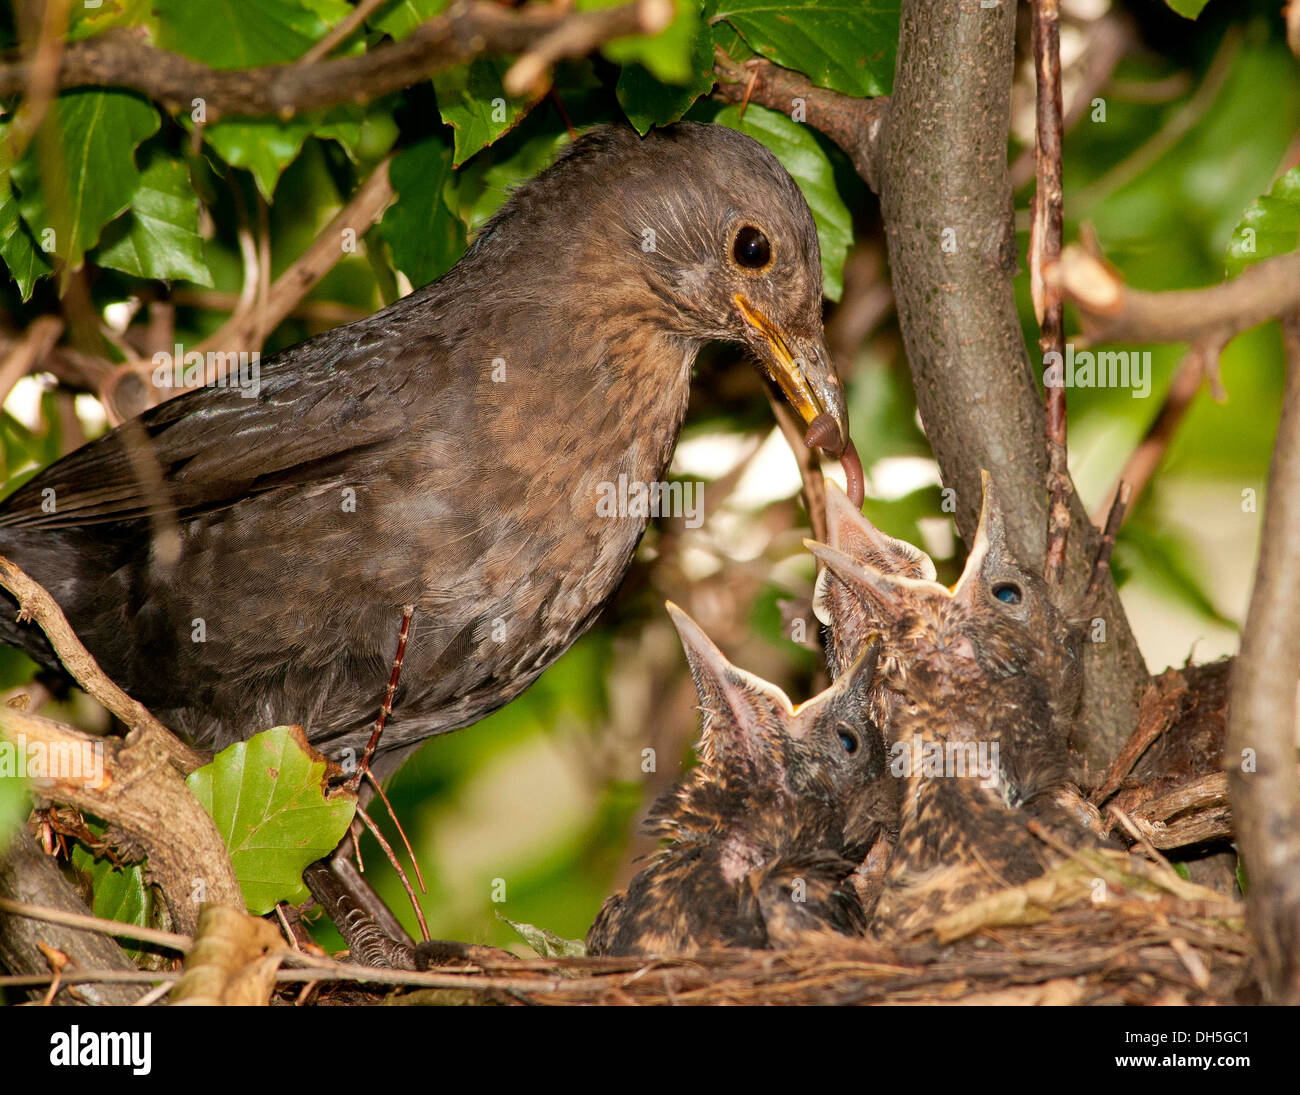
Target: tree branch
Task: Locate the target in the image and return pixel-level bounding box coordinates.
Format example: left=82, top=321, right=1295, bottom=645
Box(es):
left=877, top=0, right=1148, bottom=777
left=1226, top=310, right=1300, bottom=1002
left=0, top=0, right=672, bottom=123
left=1051, top=245, right=1300, bottom=346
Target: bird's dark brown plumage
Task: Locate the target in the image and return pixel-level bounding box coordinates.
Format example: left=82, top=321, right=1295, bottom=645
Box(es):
left=0, top=123, right=850, bottom=777
left=586, top=605, right=892, bottom=957
left=807, top=474, right=1097, bottom=936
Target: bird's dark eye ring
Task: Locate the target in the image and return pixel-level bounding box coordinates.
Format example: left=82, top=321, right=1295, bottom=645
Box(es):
left=838, top=729, right=858, bottom=754
left=992, top=582, right=1022, bottom=605
left=732, top=225, right=772, bottom=270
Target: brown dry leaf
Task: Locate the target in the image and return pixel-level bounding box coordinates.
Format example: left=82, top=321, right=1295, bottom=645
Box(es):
left=170, top=904, right=287, bottom=1006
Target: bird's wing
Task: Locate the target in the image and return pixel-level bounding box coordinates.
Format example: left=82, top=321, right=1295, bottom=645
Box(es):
left=0, top=321, right=444, bottom=529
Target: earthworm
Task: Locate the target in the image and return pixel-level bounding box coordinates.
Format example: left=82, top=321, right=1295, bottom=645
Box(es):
left=804, top=413, right=865, bottom=508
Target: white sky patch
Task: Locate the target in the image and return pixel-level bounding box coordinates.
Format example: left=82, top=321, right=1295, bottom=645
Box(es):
left=730, top=428, right=802, bottom=508
left=75, top=393, right=109, bottom=437
left=671, top=430, right=754, bottom=480
left=3, top=373, right=50, bottom=431
left=917, top=515, right=955, bottom=562
left=867, top=455, right=942, bottom=501
left=680, top=544, right=723, bottom=581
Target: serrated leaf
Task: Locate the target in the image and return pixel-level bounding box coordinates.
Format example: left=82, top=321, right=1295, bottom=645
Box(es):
left=1165, top=0, right=1211, bottom=18
left=713, top=0, right=898, bottom=98
left=11, top=90, right=160, bottom=276
left=579, top=0, right=700, bottom=85
left=434, top=58, right=530, bottom=166
left=617, top=18, right=716, bottom=134
left=96, top=151, right=213, bottom=285
left=1225, top=166, right=1300, bottom=278
left=371, top=0, right=447, bottom=40
left=713, top=104, right=852, bottom=300
left=0, top=179, right=51, bottom=300
left=380, top=136, right=467, bottom=286
left=496, top=912, right=587, bottom=958
left=186, top=725, right=356, bottom=915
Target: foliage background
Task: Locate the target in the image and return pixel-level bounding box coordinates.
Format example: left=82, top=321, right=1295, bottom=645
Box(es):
left=0, top=0, right=1295, bottom=952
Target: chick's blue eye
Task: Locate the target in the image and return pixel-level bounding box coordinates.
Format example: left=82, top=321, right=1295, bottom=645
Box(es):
left=993, top=583, right=1022, bottom=604
left=838, top=730, right=858, bottom=754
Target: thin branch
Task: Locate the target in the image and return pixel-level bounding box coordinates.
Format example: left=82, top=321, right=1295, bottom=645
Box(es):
left=0, top=315, right=61, bottom=407
left=1226, top=310, right=1300, bottom=1002
left=1050, top=245, right=1300, bottom=347
left=0, top=896, right=190, bottom=952
left=1087, top=480, right=1130, bottom=602
left=1093, top=342, right=1221, bottom=526
left=712, top=48, right=889, bottom=191
left=1032, top=0, right=1070, bottom=585
left=0, top=1, right=671, bottom=123
left=0, top=554, right=203, bottom=774
left=298, top=0, right=392, bottom=65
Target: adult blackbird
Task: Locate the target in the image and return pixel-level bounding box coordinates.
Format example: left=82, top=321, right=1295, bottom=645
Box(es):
left=806, top=475, right=1098, bottom=936
left=587, top=605, right=890, bottom=956
left=0, top=123, right=855, bottom=781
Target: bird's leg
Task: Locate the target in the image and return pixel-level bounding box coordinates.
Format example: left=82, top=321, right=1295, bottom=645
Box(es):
left=302, top=606, right=423, bottom=967
left=346, top=603, right=416, bottom=793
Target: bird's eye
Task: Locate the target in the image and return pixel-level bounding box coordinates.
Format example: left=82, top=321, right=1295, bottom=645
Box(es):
left=992, top=582, right=1022, bottom=605
left=732, top=225, right=772, bottom=269
left=838, top=729, right=858, bottom=754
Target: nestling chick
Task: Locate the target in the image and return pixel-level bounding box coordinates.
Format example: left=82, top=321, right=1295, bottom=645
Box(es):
left=587, top=604, right=891, bottom=957
left=807, top=473, right=1094, bottom=937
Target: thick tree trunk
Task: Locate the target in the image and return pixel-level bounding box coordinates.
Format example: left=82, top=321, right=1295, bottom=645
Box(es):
left=878, top=0, right=1149, bottom=778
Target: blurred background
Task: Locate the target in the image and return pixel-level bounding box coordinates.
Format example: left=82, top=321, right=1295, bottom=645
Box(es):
left=1, top=0, right=1296, bottom=950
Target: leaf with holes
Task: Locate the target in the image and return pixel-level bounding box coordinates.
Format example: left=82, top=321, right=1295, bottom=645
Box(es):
left=1225, top=167, right=1300, bottom=278
left=186, top=726, right=355, bottom=915
left=713, top=103, right=852, bottom=300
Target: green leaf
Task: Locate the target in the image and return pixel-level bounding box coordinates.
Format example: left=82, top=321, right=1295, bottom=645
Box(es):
left=96, top=151, right=214, bottom=285
left=0, top=179, right=51, bottom=300
left=617, top=18, right=716, bottom=134
left=713, top=103, right=852, bottom=300
left=0, top=768, right=26, bottom=844
left=1225, top=167, right=1300, bottom=278
left=712, top=0, right=899, bottom=98
left=380, top=136, right=467, bottom=286
left=433, top=58, right=530, bottom=166
left=1114, top=522, right=1239, bottom=631
left=371, top=0, right=447, bottom=40
left=68, top=0, right=157, bottom=41
left=11, top=90, right=160, bottom=275
left=186, top=725, right=356, bottom=915
left=496, top=912, right=587, bottom=958
left=201, top=111, right=362, bottom=199
left=579, top=0, right=700, bottom=84
left=154, top=0, right=351, bottom=67
left=70, top=842, right=154, bottom=962
left=1165, top=0, right=1211, bottom=18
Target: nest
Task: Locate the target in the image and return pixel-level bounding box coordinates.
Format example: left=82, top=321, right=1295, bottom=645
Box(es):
left=297, top=846, right=1251, bottom=1006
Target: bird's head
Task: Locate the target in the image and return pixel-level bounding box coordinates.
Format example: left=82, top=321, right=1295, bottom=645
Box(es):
left=535, top=124, right=852, bottom=470
left=807, top=472, right=1083, bottom=735
left=665, top=602, right=886, bottom=816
